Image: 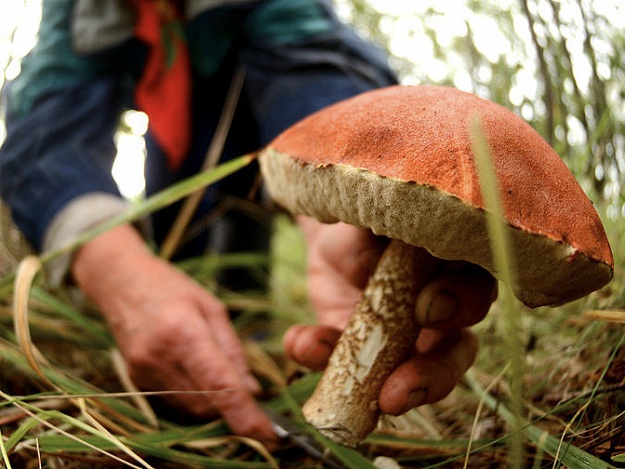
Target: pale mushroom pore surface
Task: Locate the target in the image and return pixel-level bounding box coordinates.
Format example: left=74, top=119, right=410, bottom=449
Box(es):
left=259, top=85, right=613, bottom=307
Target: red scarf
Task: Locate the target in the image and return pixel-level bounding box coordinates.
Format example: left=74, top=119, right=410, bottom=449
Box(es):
left=131, top=0, right=191, bottom=170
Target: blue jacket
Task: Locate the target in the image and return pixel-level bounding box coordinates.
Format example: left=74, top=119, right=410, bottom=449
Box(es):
left=0, top=0, right=396, bottom=279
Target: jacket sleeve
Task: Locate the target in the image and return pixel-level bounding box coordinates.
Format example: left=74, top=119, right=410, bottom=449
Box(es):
left=0, top=77, right=131, bottom=282
left=0, top=0, right=135, bottom=246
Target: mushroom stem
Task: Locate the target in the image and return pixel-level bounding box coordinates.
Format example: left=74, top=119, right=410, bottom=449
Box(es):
left=302, top=239, right=442, bottom=447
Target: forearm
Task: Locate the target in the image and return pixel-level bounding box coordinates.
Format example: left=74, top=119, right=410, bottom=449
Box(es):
left=71, top=224, right=154, bottom=311
left=41, top=193, right=134, bottom=286
left=0, top=78, right=128, bottom=252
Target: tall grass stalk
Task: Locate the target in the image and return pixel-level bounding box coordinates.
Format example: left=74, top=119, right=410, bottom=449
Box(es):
left=0, top=390, right=150, bottom=469
left=11, top=256, right=159, bottom=468
left=13, top=256, right=54, bottom=389
left=470, top=116, right=525, bottom=467
left=0, top=424, right=12, bottom=469
left=0, top=154, right=254, bottom=296
left=464, top=370, right=618, bottom=469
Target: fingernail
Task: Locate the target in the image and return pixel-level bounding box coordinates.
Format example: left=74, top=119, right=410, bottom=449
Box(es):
left=418, top=290, right=459, bottom=325
left=399, top=388, right=427, bottom=415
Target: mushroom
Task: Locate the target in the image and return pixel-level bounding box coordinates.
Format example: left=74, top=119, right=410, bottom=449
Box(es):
left=258, top=85, right=614, bottom=447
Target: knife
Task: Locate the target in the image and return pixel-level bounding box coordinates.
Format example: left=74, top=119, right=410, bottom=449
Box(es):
left=265, top=408, right=345, bottom=469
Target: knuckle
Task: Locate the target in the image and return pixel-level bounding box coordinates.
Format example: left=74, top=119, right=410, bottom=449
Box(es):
left=183, top=398, right=217, bottom=417
left=124, top=341, right=160, bottom=374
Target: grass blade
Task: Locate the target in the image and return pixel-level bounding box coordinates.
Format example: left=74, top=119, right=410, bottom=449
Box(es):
left=3, top=417, right=40, bottom=454
left=0, top=424, right=13, bottom=469
left=465, top=371, right=617, bottom=469
left=471, top=115, right=525, bottom=467
left=29, top=286, right=114, bottom=348
left=0, top=154, right=255, bottom=295
left=41, top=153, right=255, bottom=265
left=0, top=390, right=149, bottom=469
left=12, top=255, right=56, bottom=390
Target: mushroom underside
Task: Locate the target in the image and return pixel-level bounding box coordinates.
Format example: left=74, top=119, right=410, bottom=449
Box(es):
left=260, top=148, right=613, bottom=308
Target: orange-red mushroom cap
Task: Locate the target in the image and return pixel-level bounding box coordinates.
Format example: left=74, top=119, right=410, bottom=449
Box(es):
left=259, top=85, right=613, bottom=307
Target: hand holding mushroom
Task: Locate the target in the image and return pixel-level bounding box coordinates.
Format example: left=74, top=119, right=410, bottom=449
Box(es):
left=260, top=85, right=613, bottom=447
left=284, top=217, right=497, bottom=410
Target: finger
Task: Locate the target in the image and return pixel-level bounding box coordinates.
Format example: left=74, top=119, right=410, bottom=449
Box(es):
left=127, top=324, right=278, bottom=447
left=307, top=270, right=361, bottom=330
left=311, top=222, right=384, bottom=291
left=295, top=215, right=323, bottom=243
left=198, top=295, right=261, bottom=393
left=306, top=223, right=384, bottom=329
left=283, top=324, right=341, bottom=370
left=415, top=264, right=497, bottom=328
left=182, top=335, right=279, bottom=447
left=379, top=328, right=478, bottom=416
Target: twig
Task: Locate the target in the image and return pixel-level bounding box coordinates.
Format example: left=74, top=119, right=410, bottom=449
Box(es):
left=159, top=65, right=246, bottom=259
left=544, top=383, right=625, bottom=404
left=583, top=309, right=625, bottom=324
left=518, top=0, right=555, bottom=144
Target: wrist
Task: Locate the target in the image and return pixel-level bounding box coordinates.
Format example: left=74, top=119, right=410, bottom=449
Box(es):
left=71, top=224, right=153, bottom=302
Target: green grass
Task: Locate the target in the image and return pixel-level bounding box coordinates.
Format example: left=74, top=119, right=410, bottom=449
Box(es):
left=0, top=155, right=623, bottom=468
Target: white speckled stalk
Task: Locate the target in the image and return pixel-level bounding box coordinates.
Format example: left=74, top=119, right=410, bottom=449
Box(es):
left=302, top=240, right=441, bottom=447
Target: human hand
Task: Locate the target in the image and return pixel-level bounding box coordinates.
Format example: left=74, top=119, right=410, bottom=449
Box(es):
left=71, top=225, right=278, bottom=447
left=284, top=216, right=497, bottom=416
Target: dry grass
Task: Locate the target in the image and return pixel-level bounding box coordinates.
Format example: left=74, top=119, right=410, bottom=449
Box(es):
left=0, top=163, right=623, bottom=467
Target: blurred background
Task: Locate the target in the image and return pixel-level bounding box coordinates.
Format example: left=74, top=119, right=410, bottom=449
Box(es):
left=2, top=0, right=624, bottom=214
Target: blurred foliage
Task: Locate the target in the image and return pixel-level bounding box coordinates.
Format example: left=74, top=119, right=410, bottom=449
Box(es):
left=2, top=1, right=624, bottom=216
left=334, top=0, right=625, bottom=217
